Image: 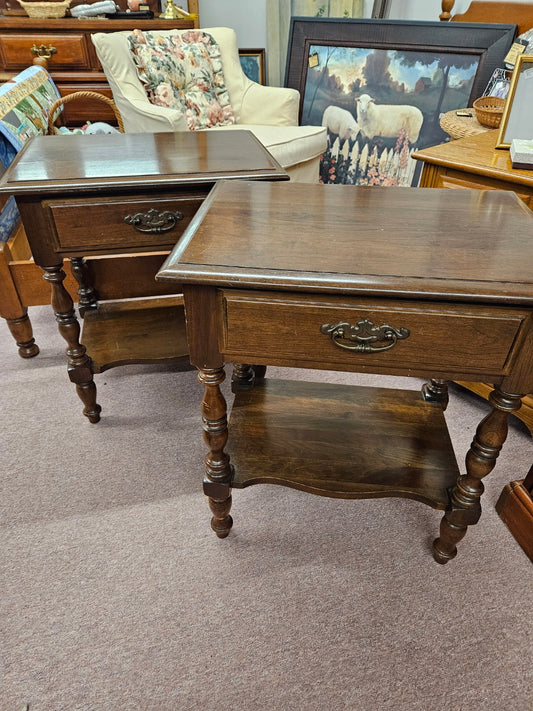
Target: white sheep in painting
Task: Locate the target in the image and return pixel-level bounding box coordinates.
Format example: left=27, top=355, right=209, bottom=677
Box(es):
left=355, top=93, right=424, bottom=144
left=321, top=105, right=360, bottom=147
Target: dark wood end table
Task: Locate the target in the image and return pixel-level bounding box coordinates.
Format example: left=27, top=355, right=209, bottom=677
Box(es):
left=0, top=130, right=288, bottom=421
left=157, top=180, right=533, bottom=564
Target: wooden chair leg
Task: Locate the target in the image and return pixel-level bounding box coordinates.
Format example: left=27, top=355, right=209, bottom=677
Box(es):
left=5, top=312, right=39, bottom=358
left=0, top=243, right=39, bottom=357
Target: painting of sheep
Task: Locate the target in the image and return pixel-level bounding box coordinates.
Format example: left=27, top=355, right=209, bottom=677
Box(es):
left=355, top=94, right=423, bottom=144
left=299, top=43, right=479, bottom=186
left=322, top=105, right=360, bottom=147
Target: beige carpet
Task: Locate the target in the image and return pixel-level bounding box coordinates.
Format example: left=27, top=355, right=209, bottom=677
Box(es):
left=1, top=305, right=532, bottom=711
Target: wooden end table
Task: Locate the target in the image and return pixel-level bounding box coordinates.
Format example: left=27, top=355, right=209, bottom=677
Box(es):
left=0, top=130, right=287, bottom=421
left=157, top=181, right=533, bottom=564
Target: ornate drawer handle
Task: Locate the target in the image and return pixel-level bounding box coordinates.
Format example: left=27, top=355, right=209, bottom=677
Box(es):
left=320, top=319, right=410, bottom=353
left=124, top=208, right=184, bottom=234
left=31, top=44, right=57, bottom=61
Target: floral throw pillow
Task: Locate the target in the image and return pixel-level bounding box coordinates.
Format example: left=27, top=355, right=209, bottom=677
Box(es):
left=128, top=29, right=235, bottom=130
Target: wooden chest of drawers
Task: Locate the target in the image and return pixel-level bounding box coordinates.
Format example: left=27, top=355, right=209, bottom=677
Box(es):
left=0, top=17, right=195, bottom=124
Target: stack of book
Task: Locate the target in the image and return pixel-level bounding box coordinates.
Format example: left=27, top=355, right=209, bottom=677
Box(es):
left=510, top=139, right=533, bottom=170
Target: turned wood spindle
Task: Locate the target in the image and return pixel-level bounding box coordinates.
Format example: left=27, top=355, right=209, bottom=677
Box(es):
left=433, top=387, right=523, bottom=563
left=198, top=366, right=233, bottom=537
left=6, top=311, right=39, bottom=358
left=440, top=0, right=455, bottom=21
left=43, top=263, right=101, bottom=423
left=70, top=257, right=98, bottom=316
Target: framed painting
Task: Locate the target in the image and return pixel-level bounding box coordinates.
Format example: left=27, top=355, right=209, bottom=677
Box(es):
left=496, top=54, right=533, bottom=148
left=239, top=49, right=266, bottom=85
left=285, top=18, right=516, bottom=186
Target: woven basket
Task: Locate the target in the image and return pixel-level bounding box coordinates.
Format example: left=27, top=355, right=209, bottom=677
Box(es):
left=440, top=109, right=490, bottom=140
left=473, top=96, right=506, bottom=128
left=47, top=91, right=125, bottom=135
left=19, top=0, right=71, bottom=17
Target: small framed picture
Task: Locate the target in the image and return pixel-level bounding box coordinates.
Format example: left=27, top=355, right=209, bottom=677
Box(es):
left=496, top=54, right=533, bottom=148
left=238, top=49, right=266, bottom=85
left=483, top=67, right=512, bottom=99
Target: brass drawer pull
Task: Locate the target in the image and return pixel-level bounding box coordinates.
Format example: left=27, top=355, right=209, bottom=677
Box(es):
left=124, top=208, right=184, bottom=234
left=320, top=319, right=410, bottom=353
left=31, top=44, right=57, bottom=61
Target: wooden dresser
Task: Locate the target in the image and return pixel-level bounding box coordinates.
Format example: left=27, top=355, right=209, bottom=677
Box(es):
left=0, top=16, right=196, bottom=124
left=413, top=130, right=533, bottom=436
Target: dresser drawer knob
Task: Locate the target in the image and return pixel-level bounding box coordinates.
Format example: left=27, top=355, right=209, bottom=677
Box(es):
left=320, top=319, right=410, bottom=353
left=31, top=44, right=58, bottom=61
left=124, top=208, right=184, bottom=234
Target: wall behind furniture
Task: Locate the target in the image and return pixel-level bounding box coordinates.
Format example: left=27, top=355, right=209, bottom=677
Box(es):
left=196, top=0, right=267, bottom=46
left=196, top=0, right=504, bottom=71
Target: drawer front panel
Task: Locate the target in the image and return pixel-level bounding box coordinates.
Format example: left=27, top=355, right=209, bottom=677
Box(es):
left=0, top=34, right=90, bottom=71
left=47, top=194, right=205, bottom=254
left=220, top=291, right=526, bottom=374
left=437, top=170, right=533, bottom=206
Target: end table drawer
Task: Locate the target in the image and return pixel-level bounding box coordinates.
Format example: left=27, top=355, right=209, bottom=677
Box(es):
left=220, top=291, right=527, bottom=375
left=46, top=194, right=205, bottom=254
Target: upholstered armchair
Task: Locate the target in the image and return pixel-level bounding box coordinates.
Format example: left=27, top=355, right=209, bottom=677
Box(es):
left=91, top=27, right=326, bottom=182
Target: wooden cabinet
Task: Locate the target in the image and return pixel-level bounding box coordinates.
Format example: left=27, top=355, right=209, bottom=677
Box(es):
left=413, top=130, right=533, bottom=436
left=0, top=16, right=195, bottom=124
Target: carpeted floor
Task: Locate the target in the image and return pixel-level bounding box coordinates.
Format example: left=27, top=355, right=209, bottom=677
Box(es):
left=1, top=305, right=532, bottom=711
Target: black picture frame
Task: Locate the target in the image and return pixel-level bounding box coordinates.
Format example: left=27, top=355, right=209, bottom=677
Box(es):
left=285, top=18, right=516, bottom=186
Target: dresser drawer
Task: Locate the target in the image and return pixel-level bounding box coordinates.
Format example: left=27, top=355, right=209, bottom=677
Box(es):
left=220, top=291, right=527, bottom=375
left=0, top=33, right=91, bottom=71
left=436, top=169, right=533, bottom=207
left=45, top=194, right=206, bottom=254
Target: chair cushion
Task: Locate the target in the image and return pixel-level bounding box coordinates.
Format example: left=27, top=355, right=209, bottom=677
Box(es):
left=209, top=124, right=327, bottom=168
left=128, top=29, right=235, bottom=130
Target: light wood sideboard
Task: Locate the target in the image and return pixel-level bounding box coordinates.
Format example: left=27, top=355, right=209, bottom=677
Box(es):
left=413, top=130, right=533, bottom=436
left=0, top=16, right=195, bottom=124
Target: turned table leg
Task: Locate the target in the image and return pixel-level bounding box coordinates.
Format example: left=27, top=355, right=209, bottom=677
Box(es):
left=6, top=311, right=39, bottom=358
left=231, top=364, right=267, bottom=392
left=43, top=264, right=101, bottom=423
left=198, top=366, right=233, bottom=537
left=70, top=257, right=98, bottom=316
left=433, top=387, right=524, bottom=563
left=422, top=378, right=449, bottom=409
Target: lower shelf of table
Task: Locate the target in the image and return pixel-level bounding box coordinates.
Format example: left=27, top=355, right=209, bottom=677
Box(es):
left=227, top=378, right=460, bottom=510
left=81, top=296, right=190, bottom=373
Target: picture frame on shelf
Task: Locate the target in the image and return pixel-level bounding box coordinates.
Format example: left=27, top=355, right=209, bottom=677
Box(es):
left=285, top=18, right=516, bottom=186
left=483, top=67, right=512, bottom=99
left=496, top=54, right=533, bottom=148
left=239, top=49, right=266, bottom=86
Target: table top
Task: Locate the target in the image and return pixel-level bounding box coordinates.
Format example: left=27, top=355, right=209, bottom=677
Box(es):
left=157, top=180, right=533, bottom=306
left=412, top=130, right=533, bottom=188
left=0, top=130, right=287, bottom=196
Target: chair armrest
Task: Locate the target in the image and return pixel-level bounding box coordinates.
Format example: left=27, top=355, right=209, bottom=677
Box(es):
left=117, top=97, right=188, bottom=133
left=239, top=84, right=300, bottom=126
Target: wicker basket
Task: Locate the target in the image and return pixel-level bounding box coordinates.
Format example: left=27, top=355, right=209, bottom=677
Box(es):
left=47, top=91, right=125, bottom=135
left=440, top=109, right=490, bottom=140
left=472, top=96, right=506, bottom=128
left=19, top=0, right=71, bottom=18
